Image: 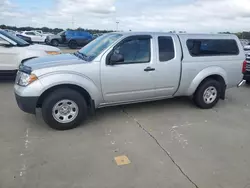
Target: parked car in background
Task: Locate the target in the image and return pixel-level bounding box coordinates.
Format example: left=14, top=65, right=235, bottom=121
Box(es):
left=244, top=44, right=250, bottom=53
left=66, top=30, right=93, bottom=49
left=32, top=30, right=53, bottom=36
left=92, top=33, right=103, bottom=40
left=0, top=29, right=61, bottom=79
left=4, top=29, right=17, bottom=36
left=45, top=31, right=66, bottom=47
left=46, top=30, right=93, bottom=49
left=240, top=39, right=249, bottom=47
left=243, top=54, right=250, bottom=83
left=16, top=34, right=33, bottom=44
left=20, top=31, right=47, bottom=43
left=14, top=32, right=245, bottom=130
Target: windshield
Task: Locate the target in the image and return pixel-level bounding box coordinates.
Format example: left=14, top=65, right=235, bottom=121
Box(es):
left=78, top=33, right=123, bottom=62
left=57, top=31, right=65, bottom=36
left=0, top=29, right=29, bottom=46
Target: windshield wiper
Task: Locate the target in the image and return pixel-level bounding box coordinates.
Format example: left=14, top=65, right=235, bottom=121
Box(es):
left=74, top=51, right=88, bottom=61
left=73, top=51, right=82, bottom=59
left=78, top=51, right=88, bottom=59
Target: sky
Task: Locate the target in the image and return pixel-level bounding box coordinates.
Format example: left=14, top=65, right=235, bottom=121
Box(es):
left=0, top=0, right=250, bottom=32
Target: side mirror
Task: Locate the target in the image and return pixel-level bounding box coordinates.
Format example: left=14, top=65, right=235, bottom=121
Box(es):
left=109, top=53, right=124, bottom=65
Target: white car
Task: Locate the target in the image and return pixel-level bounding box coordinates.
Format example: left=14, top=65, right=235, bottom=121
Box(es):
left=0, top=29, right=61, bottom=78
left=20, top=31, right=47, bottom=43
left=32, top=30, right=53, bottom=37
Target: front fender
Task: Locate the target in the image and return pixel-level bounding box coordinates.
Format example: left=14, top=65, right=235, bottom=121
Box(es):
left=187, top=66, right=228, bottom=95
left=38, top=72, right=103, bottom=106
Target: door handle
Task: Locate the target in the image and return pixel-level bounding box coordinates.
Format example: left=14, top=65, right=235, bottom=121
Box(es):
left=144, top=67, right=155, bottom=72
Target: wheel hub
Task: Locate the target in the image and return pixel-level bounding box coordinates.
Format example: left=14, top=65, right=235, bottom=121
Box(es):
left=52, top=99, right=79, bottom=123
left=203, top=86, right=217, bottom=104
left=59, top=105, right=71, bottom=115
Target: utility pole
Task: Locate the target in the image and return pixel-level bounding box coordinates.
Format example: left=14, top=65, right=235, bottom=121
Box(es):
left=116, top=21, right=119, bottom=31
left=72, top=16, right=74, bottom=29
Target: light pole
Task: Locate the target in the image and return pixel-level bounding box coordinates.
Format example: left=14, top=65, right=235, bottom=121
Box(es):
left=72, top=16, right=75, bottom=29
left=116, top=21, right=119, bottom=31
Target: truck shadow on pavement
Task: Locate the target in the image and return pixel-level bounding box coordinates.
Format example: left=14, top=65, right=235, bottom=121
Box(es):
left=27, top=97, right=198, bottom=131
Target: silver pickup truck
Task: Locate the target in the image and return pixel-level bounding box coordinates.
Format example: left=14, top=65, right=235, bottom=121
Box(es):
left=14, top=32, right=245, bottom=130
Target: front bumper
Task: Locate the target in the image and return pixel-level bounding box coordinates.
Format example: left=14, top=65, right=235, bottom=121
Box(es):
left=15, top=93, right=38, bottom=114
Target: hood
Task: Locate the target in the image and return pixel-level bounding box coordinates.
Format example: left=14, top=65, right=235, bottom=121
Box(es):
left=25, top=44, right=60, bottom=52
left=23, top=53, right=85, bottom=70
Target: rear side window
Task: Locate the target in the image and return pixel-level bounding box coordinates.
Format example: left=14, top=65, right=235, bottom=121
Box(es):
left=158, top=36, right=175, bottom=61
left=187, top=39, right=239, bottom=56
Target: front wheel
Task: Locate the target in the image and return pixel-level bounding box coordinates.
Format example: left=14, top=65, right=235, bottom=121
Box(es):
left=193, top=79, right=221, bottom=109
left=42, top=88, right=87, bottom=130
left=51, top=39, right=59, bottom=47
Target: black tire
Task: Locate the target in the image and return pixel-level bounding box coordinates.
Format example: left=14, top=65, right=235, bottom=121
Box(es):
left=193, top=79, right=221, bottom=109
left=68, top=40, right=78, bottom=49
left=41, top=88, right=87, bottom=130
left=51, top=39, right=59, bottom=47
left=246, top=80, right=250, bottom=85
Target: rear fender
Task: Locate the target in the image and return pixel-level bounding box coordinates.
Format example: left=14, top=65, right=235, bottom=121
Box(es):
left=187, top=66, right=228, bottom=96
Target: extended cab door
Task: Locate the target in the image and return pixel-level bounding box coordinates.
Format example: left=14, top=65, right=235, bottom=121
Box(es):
left=100, top=35, right=155, bottom=104
left=151, top=34, right=182, bottom=97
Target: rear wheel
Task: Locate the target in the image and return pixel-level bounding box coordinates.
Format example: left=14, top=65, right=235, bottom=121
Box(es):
left=193, top=79, right=221, bottom=109
left=42, top=88, right=87, bottom=130
left=68, top=40, right=78, bottom=49
left=51, top=39, right=59, bottom=47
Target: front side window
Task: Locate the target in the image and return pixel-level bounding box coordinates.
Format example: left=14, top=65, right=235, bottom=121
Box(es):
left=187, top=39, right=239, bottom=56
left=158, top=36, right=175, bottom=62
left=114, top=38, right=151, bottom=64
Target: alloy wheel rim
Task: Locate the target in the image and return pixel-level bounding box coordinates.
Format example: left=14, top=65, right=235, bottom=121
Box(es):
left=203, top=86, right=217, bottom=104
left=52, top=99, right=79, bottom=123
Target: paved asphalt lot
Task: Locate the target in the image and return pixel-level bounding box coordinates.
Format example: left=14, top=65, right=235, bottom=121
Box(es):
left=0, top=80, right=250, bottom=188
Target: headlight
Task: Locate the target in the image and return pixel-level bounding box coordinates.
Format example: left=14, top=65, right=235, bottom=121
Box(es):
left=17, top=72, right=38, bottom=86
left=46, top=51, right=61, bottom=55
